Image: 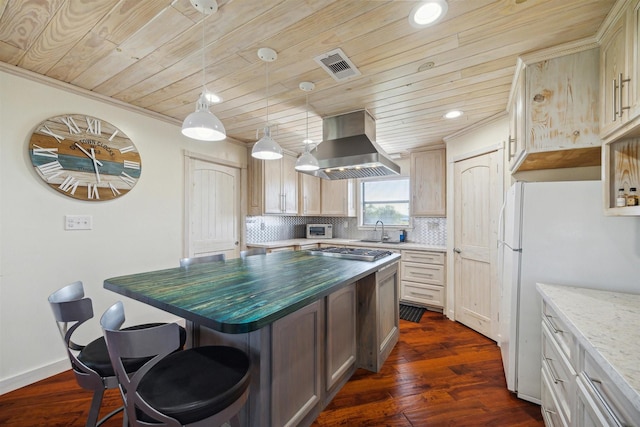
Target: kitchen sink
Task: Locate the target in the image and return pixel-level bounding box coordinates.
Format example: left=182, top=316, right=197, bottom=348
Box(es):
left=356, top=239, right=403, bottom=244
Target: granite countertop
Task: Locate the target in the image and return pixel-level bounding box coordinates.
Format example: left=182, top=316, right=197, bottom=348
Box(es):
left=248, top=238, right=447, bottom=252
left=105, top=250, right=401, bottom=334
left=537, top=283, right=640, bottom=412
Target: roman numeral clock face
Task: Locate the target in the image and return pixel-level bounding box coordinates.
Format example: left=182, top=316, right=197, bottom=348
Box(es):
left=28, top=114, right=141, bottom=201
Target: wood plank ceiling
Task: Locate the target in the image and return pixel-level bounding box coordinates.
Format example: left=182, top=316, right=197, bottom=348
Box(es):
left=0, top=0, right=615, bottom=157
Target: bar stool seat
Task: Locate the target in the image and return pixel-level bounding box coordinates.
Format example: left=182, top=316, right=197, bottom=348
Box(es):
left=101, top=302, right=250, bottom=427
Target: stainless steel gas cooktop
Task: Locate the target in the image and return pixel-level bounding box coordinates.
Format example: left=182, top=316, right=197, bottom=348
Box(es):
left=307, top=246, right=393, bottom=262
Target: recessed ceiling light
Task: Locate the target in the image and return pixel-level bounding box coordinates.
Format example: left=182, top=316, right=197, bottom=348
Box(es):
left=409, top=0, right=448, bottom=28
left=444, top=110, right=463, bottom=119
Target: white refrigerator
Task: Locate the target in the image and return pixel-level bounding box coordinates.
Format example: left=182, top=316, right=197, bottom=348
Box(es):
left=498, top=180, right=640, bottom=403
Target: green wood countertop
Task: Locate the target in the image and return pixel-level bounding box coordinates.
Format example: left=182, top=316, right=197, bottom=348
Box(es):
left=104, top=251, right=400, bottom=334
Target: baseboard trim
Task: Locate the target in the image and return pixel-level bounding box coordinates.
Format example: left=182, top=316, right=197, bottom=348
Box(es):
left=0, top=359, right=69, bottom=395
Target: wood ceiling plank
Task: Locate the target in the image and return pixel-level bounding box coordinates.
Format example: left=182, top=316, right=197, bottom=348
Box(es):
left=0, top=0, right=64, bottom=51
left=46, top=0, right=175, bottom=82
left=18, top=0, right=119, bottom=74
left=81, top=6, right=194, bottom=92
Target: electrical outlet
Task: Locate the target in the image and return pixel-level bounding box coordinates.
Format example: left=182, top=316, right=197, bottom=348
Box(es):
left=65, top=215, right=93, bottom=230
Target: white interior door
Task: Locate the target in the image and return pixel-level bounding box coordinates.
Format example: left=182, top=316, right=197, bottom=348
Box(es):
left=453, top=150, right=502, bottom=340
left=186, top=157, right=240, bottom=260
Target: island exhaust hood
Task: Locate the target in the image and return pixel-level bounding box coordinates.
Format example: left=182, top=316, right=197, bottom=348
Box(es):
left=300, top=110, right=400, bottom=180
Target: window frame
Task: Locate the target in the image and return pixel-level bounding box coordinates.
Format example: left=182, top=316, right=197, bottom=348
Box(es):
left=356, top=175, right=412, bottom=231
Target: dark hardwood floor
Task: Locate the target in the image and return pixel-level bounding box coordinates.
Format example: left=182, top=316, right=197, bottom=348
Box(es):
left=0, top=310, right=543, bottom=426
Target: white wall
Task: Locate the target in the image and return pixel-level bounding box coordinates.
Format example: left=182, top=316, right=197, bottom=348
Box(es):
left=0, top=70, right=247, bottom=393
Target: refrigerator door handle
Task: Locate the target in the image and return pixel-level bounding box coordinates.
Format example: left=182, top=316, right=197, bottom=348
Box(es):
left=497, top=195, right=508, bottom=248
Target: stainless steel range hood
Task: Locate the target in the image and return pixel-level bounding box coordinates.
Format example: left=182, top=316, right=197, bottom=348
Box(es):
left=301, top=110, right=400, bottom=180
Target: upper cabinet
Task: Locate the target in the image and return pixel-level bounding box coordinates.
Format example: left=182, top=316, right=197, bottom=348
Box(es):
left=508, top=47, right=602, bottom=172
left=601, top=0, right=640, bottom=215
left=600, top=0, right=640, bottom=141
left=248, top=152, right=298, bottom=215
left=299, top=173, right=321, bottom=216
left=321, top=179, right=356, bottom=217
left=410, top=147, right=445, bottom=217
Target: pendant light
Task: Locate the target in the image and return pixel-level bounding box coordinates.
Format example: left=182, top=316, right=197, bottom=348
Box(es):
left=181, top=0, right=226, bottom=141
left=252, top=47, right=283, bottom=160
left=295, top=82, right=319, bottom=171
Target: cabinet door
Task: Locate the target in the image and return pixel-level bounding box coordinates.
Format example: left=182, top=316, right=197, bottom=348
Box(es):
left=271, top=300, right=323, bottom=427
left=410, top=149, right=445, bottom=216
left=376, top=263, right=399, bottom=366
left=321, top=179, right=348, bottom=215
left=600, top=13, right=628, bottom=137
left=631, top=0, right=640, bottom=119
left=263, top=157, right=283, bottom=214
left=282, top=153, right=298, bottom=214
left=527, top=49, right=600, bottom=151
left=299, top=173, right=321, bottom=215
left=326, top=284, right=356, bottom=391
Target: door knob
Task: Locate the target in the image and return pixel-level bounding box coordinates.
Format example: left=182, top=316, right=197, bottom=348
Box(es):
left=453, top=248, right=461, bottom=254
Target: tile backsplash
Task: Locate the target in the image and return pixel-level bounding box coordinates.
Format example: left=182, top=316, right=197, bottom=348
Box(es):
left=246, top=216, right=446, bottom=246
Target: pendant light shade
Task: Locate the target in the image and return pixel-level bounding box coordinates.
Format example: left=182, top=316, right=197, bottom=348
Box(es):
left=182, top=92, right=226, bottom=141
left=252, top=126, right=282, bottom=160
left=295, top=151, right=319, bottom=171
left=252, top=47, right=283, bottom=160
left=295, top=81, right=319, bottom=171
left=181, top=0, right=226, bottom=142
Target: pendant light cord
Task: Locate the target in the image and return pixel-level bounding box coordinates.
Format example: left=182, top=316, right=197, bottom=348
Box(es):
left=265, top=60, right=270, bottom=125
left=201, top=10, right=206, bottom=91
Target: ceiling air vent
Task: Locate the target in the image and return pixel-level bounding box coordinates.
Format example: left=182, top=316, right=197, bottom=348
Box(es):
left=314, top=48, right=361, bottom=81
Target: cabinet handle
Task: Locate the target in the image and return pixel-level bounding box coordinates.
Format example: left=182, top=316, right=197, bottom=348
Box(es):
left=453, top=248, right=461, bottom=254
left=583, top=375, right=625, bottom=427
left=411, top=272, right=434, bottom=278
left=613, top=78, right=619, bottom=121
left=409, top=291, right=434, bottom=299
left=507, top=137, right=516, bottom=160
left=543, top=408, right=557, bottom=415
left=620, top=73, right=631, bottom=118
left=544, top=314, right=564, bottom=334
left=543, top=357, right=564, bottom=384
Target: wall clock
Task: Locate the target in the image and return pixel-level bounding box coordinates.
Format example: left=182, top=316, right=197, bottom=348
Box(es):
left=28, top=114, right=141, bottom=201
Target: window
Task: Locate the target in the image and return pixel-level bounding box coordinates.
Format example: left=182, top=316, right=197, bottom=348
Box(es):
left=359, top=177, right=410, bottom=227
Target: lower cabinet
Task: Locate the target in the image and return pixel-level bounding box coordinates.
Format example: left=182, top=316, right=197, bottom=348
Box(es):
left=357, top=262, right=399, bottom=372
left=400, top=250, right=445, bottom=309
left=326, top=283, right=356, bottom=393
left=272, top=300, right=323, bottom=427
left=539, top=294, right=640, bottom=427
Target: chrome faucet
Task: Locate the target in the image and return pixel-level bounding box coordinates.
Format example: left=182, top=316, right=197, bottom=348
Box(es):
left=374, top=220, right=387, bottom=242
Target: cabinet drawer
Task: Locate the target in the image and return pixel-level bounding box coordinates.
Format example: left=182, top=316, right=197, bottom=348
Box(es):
left=401, top=282, right=444, bottom=308
left=401, top=250, right=444, bottom=265
left=541, top=322, right=576, bottom=424
left=541, top=365, right=569, bottom=427
left=580, top=350, right=640, bottom=425
left=401, top=262, right=444, bottom=285
left=542, top=301, right=576, bottom=365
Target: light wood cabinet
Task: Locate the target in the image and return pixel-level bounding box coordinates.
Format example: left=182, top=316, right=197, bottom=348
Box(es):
left=326, top=283, right=356, bottom=392
left=356, top=262, right=399, bottom=373
left=248, top=151, right=298, bottom=215
left=400, top=250, right=445, bottom=309
left=508, top=47, right=602, bottom=172
left=600, top=0, right=640, bottom=141
left=321, top=179, right=356, bottom=216
left=271, top=300, right=323, bottom=427
left=299, top=173, right=321, bottom=215
left=410, top=148, right=445, bottom=217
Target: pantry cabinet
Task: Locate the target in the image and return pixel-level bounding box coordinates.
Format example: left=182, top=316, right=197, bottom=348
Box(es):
left=410, top=148, right=445, bottom=217
left=600, top=0, right=640, bottom=141
left=507, top=47, right=602, bottom=172
left=248, top=152, right=298, bottom=215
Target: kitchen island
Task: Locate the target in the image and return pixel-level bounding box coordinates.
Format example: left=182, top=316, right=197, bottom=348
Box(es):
left=105, top=250, right=401, bottom=427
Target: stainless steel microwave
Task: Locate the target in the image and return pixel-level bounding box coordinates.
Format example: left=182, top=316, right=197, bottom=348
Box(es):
left=306, top=224, right=333, bottom=239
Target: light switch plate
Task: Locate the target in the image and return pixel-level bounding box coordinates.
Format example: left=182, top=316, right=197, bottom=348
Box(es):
left=65, top=215, right=93, bottom=230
